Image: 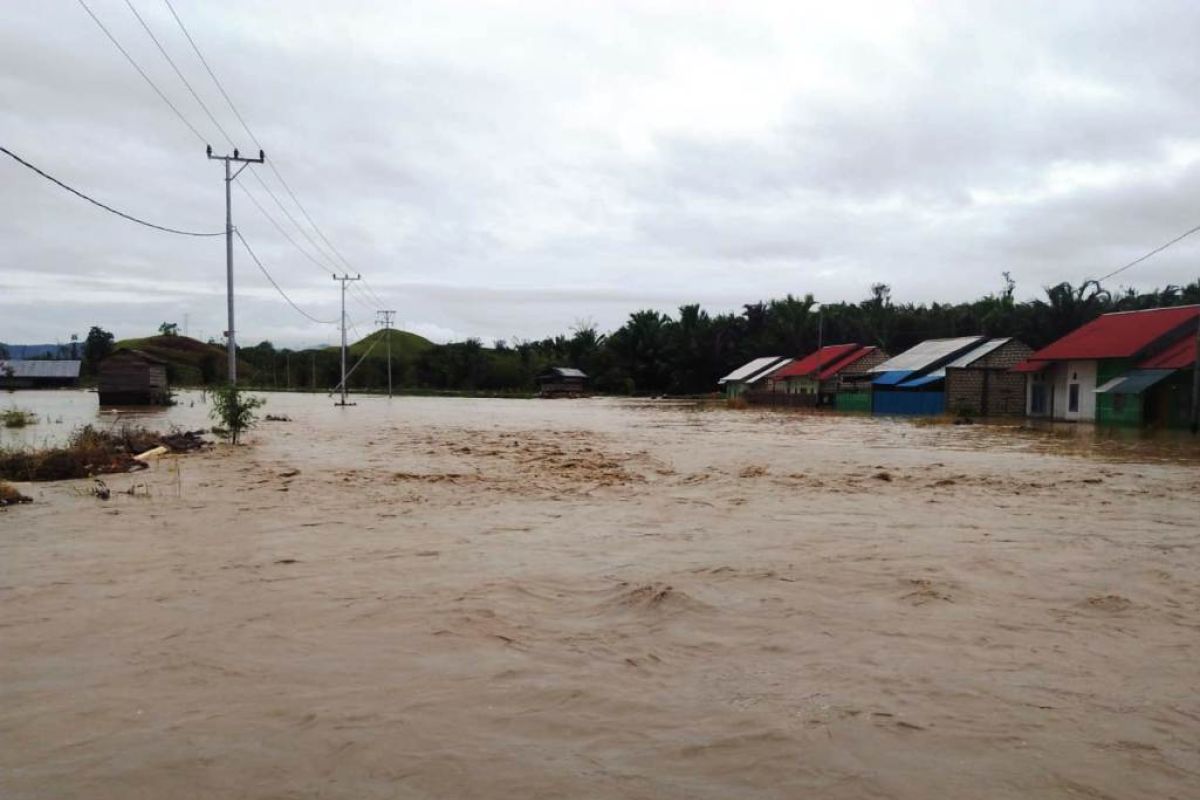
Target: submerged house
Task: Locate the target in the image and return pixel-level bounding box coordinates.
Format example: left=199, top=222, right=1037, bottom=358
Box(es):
left=536, top=367, right=588, bottom=397
left=0, top=360, right=81, bottom=389
left=869, top=337, right=1031, bottom=416
left=717, top=356, right=791, bottom=398
left=1013, top=305, right=1199, bottom=427
left=98, top=350, right=170, bottom=406
left=760, top=344, right=889, bottom=408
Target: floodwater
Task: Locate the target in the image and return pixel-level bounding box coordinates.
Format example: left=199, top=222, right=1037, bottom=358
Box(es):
left=3, top=394, right=1200, bottom=798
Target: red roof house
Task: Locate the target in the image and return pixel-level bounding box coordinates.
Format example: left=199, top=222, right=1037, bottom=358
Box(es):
left=760, top=344, right=890, bottom=408
left=1013, top=305, right=1199, bottom=426
left=1021, top=305, right=1200, bottom=363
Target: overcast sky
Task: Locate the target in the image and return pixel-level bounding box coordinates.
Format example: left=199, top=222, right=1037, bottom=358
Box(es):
left=3, top=1, right=1200, bottom=347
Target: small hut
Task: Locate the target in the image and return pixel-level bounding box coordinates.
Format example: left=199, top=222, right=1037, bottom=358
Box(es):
left=98, top=350, right=170, bottom=406
left=537, top=367, right=588, bottom=397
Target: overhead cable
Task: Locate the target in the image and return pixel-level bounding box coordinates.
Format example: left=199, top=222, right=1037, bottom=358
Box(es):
left=329, top=327, right=383, bottom=395
left=234, top=229, right=339, bottom=324
left=235, top=180, right=336, bottom=276
left=76, top=0, right=207, bottom=145
left=122, top=0, right=237, bottom=147
left=1, top=145, right=222, bottom=237
left=162, top=0, right=384, bottom=295
left=1095, top=221, right=1200, bottom=283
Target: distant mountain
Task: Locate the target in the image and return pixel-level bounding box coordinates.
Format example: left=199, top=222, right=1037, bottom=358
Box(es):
left=0, top=343, right=78, bottom=359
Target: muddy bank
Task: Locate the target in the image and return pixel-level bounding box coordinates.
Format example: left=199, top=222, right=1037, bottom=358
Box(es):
left=2, top=397, right=1198, bottom=799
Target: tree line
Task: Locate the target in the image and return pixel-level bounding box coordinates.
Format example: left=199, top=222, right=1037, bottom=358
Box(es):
left=57, top=277, right=1200, bottom=395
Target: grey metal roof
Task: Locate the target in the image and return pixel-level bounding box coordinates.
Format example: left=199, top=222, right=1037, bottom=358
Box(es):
left=547, top=367, right=587, bottom=378
left=870, top=337, right=985, bottom=374
left=920, top=338, right=1014, bottom=380
left=0, top=359, right=82, bottom=379
left=719, top=356, right=788, bottom=384
left=747, top=358, right=793, bottom=383
left=1094, top=369, right=1175, bottom=395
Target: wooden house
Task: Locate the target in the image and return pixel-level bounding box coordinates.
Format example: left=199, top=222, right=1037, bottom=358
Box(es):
left=537, top=367, right=588, bottom=397
left=98, top=350, right=170, bottom=406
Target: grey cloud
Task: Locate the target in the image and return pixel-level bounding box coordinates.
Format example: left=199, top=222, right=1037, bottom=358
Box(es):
left=3, top=1, right=1200, bottom=347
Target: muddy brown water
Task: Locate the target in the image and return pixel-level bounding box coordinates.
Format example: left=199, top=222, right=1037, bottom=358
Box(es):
left=2, top=394, right=1199, bottom=798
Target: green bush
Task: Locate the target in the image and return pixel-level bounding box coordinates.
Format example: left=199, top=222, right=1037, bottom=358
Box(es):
left=1, top=409, right=37, bottom=428
left=210, top=384, right=265, bottom=445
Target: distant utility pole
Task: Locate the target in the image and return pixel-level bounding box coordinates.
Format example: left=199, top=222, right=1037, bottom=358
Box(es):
left=206, top=145, right=265, bottom=384
left=376, top=309, right=397, bottom=398
left=334, top=273, right=361, bottom=406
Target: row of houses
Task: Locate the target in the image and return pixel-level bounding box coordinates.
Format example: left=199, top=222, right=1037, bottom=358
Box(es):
left=720, top=305, right=1199, bottom=428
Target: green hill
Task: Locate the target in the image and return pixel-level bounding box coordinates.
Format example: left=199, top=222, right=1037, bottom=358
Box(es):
left=346, top=329, right=434, bottom=359
left=115, top=334, right=242, bottom=384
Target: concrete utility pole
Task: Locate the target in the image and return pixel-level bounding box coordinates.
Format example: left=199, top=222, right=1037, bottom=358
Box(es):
left=206, top=145, right=265, bottom=384
left=334, top=274, right=361, bottom=406
left=377, top=309, right=397, bottom=398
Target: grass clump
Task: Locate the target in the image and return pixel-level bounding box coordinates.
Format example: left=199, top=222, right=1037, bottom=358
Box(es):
left=2, top=409, right=37, bottom=428
left=0, top=480, right=32, bottom=505
left=0, top=425, right=164, bottom=482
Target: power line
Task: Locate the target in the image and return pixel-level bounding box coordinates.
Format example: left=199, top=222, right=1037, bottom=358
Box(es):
left=122, top=0, right=236, bottom=147
left=161, top=0, right=385, bottom=297
left=1095, top=221, right=1200, bottom=284
left=1, top=145, right=222, bottom=237
left=359, top=276, right=388, bottom=307
left=245, top=170, right=342, bottom=272
left=161, top=0, right=260, bottom=152
left=329, top=328, right=383, bottom=396
left=76, top=0, right=207, bottom=145
left=234, top=179, right=335, bottom=276
left=234, top=229, right=338, bottom=324
left=348, top=283, right=378, bottom=314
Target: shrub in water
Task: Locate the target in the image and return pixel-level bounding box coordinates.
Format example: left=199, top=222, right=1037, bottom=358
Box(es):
left=210, top=384, right=265, bottom=445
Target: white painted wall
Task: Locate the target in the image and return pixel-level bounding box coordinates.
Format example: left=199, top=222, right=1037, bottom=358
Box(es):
left=1048, top=360, right=1097, bottom=421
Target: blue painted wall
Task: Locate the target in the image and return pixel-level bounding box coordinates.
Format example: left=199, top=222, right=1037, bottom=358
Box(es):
left=873, top=390, right=946, bottom=416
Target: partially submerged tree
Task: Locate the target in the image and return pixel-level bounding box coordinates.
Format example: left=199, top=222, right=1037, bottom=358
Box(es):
left=210, top=384, right=265, bottom=445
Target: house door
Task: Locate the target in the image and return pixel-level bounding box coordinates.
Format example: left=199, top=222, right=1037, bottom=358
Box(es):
left=1066, top=382, right=1081, bottom=419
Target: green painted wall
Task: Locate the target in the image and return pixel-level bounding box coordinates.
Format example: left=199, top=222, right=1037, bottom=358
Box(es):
left=785, top=376, right=819, bottom=395
left=1095, top=358, right=1141, bottom=427
left=1097, top=392, right=1142, bottom=427
left=836, top=391, right=871, bottom=412
left=1156, top=371, right=1195, bottom=429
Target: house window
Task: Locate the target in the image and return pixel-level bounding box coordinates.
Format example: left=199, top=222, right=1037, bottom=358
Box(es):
left=1068, top=383, right=1080, bottom=413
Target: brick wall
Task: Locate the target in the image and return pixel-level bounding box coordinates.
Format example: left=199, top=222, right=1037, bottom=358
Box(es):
left=946, top=368, right=1027, bottom=416
left=943, top=340, right=1033, bottom=417
left=974, top=339, right=1033, bottom=369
